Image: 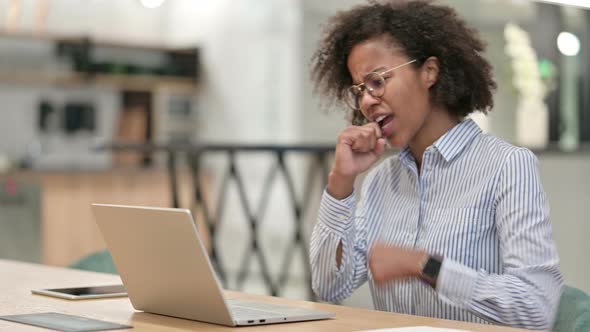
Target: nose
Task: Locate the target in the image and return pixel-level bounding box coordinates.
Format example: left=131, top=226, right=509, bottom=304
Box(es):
left=359, top=89, right=381, bottom=120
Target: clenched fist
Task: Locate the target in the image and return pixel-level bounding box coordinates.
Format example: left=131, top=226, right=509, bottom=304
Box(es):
left=328, top=122, right=386, bottom=199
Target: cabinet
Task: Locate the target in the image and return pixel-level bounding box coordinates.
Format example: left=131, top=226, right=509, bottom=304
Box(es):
left=2, top=169, right=198, bottom=267
left=0, top=32, right=200, bottom=169
left=0, top=31, right=199, bottom=93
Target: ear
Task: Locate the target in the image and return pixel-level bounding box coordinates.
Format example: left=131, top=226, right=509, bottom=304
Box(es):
left=421, top=56, right=439, bottom=89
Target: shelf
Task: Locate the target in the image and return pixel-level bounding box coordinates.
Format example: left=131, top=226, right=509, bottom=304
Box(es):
left=0, top=71, right=197, bottom=94
left=92, top=73, right=197, bottom=93
left=0, top=30, right=199, bottom=93
left=0, top=30, right=191, bottom=53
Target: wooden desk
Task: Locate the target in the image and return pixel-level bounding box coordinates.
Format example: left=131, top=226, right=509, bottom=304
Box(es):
left=0, top=260, right=527, bottom=331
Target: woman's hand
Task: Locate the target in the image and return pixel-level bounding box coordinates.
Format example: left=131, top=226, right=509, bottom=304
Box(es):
left=368, top=244, right=427, bottom=285
left=328, top=122, right=386, bottom=199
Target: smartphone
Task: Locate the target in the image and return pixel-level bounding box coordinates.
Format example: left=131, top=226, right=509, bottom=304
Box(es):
left=31, top=284, right=127, bottom=300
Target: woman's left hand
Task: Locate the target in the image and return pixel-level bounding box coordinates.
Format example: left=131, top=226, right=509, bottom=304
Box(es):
left=368, top=244, right=428, bottom=285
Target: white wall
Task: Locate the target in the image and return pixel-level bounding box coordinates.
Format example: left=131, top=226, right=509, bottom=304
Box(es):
left=0, top=0, right=167, bottom=44
left=164, top=0, right=303, bottom=143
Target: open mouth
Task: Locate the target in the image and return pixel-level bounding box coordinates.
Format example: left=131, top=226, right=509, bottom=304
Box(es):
left=375, top=114, right=394, bottom=136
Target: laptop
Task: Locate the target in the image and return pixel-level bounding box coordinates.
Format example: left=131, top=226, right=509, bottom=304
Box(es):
left=91, top=203, right=335, bottom=326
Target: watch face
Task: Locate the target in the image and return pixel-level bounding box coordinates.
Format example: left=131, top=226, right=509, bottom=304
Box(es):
left=422, top=256, right=442, bottom=279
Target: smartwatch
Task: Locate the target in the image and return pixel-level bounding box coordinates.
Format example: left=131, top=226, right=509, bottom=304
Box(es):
left=420, top=254, right=443, bottom=287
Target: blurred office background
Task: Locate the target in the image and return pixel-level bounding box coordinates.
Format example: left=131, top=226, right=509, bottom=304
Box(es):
left=0, top=0, right=589, bottom=309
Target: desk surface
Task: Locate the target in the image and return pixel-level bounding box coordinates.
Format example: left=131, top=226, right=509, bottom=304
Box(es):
left=0, top=260, right=527, bottom=331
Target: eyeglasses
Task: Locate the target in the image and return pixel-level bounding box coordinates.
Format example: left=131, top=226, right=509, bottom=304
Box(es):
left=344, top=59, right=417, bottom=111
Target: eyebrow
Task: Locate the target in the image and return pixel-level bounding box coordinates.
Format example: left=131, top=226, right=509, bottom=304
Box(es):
left=352, top=66, right=388, bottom=85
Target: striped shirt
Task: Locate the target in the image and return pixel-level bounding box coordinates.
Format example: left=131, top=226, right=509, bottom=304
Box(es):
left=310, top=119, right=563, bottom=330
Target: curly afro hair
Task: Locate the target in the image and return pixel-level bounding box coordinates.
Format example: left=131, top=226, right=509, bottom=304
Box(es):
left=311, top=0, right=497, bottom=125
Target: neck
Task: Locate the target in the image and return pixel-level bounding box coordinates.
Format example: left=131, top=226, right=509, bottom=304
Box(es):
left=409, top=106, right=460, bottom=170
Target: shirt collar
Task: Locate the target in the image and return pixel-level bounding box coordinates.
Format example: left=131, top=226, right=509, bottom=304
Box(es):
left=399, top=146, right=414, bottom=165
left=399, top=118, right=482, bottom=164
left=433, top=118, right=482, bottom=162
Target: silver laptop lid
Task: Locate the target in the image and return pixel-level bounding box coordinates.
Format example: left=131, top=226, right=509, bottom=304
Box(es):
left=91, top=204, right=236, bottom=326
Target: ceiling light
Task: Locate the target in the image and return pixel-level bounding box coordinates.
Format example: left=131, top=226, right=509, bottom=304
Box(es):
left=557, top=31, right=581, bottom=56
left=139, top=0, right=166, bottom=9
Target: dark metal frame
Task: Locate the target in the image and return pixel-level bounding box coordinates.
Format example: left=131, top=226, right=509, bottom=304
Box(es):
left=99, top=142, right=334, bottom=300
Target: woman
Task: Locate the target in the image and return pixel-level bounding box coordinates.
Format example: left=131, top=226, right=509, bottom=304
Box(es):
left=309, top=0, right=563, bottom=330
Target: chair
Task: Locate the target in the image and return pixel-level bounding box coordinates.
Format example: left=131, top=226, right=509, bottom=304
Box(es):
left=553, top=285, right=590, bottom=332
left=69, top=250, right=118, bottom=274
